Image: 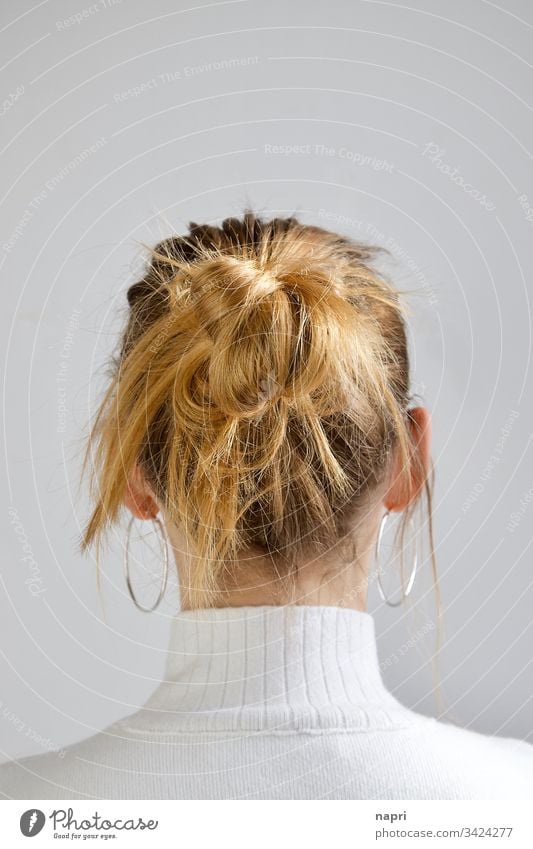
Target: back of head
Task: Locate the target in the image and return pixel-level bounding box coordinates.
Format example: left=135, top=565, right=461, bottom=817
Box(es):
left=83, top=211, right=418, bottom=606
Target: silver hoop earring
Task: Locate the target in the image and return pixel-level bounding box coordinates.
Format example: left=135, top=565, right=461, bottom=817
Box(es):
left=124, top=515, right=169, bottom=613
left=375, top=510, right=418, bottom=608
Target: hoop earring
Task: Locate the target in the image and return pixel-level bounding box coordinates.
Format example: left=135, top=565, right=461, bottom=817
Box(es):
left=375, top=510, right=418, bottom=608
left=124, top=515, right=169, bottom=613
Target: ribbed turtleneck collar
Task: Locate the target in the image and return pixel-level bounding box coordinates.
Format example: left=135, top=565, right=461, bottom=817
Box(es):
left=134, top=605, right=408, bottom=733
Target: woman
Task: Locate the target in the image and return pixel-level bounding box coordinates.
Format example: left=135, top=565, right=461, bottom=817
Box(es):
left=1, top=211, right=531, bottom=799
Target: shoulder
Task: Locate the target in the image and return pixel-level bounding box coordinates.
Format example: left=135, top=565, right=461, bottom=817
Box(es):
left=0, top=750, right=74, bottom=800
left=418, top=714, right=533, bottom=760
left=389, top=712, right=533, bottom=799
left=0, top=723, right=133, bottom=800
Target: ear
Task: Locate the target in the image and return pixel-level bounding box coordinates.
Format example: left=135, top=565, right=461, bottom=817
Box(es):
left=384, top=407, right=432, bottom=513
left=124, top=463, right=159, bottom=520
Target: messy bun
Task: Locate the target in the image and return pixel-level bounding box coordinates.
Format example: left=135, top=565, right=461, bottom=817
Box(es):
left=82, top=211, right=429, bottom=606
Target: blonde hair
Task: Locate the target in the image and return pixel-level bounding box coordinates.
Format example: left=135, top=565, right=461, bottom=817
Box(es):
left=82, top=211, right=433, bottom=607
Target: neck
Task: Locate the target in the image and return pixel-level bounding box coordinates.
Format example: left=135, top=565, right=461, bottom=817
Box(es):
left=164, top=508, right=379, bottom=613
left=178, top=557, right=370, bottom=612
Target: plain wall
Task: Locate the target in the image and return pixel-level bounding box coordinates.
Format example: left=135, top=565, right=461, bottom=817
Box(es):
left=1, top=0, right=532, bottom=761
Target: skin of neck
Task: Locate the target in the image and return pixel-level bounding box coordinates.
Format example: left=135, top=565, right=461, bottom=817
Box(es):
left=163, top=499, right=383, bottom=612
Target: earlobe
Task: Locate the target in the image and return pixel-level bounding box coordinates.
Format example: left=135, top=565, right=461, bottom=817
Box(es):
left=383, top=406, right=432, bottom=513
left=124, top=464, right=159, bottom=520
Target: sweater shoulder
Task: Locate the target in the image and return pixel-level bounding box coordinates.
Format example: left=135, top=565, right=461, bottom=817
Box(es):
left=0, top=709, right=531, bottom=801
left=382, top=711, right=533, bottom=798
left=0, top=723, right=132, bottom=800
left=411, top=711, right=533, bottom=759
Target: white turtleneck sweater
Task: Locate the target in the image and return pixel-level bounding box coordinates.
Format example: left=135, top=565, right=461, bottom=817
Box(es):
left=0, top=605, right=531, bottom=800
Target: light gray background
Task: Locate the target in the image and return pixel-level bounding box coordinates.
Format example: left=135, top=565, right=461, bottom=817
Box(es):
left=1, top=0, right=532, bottom=762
